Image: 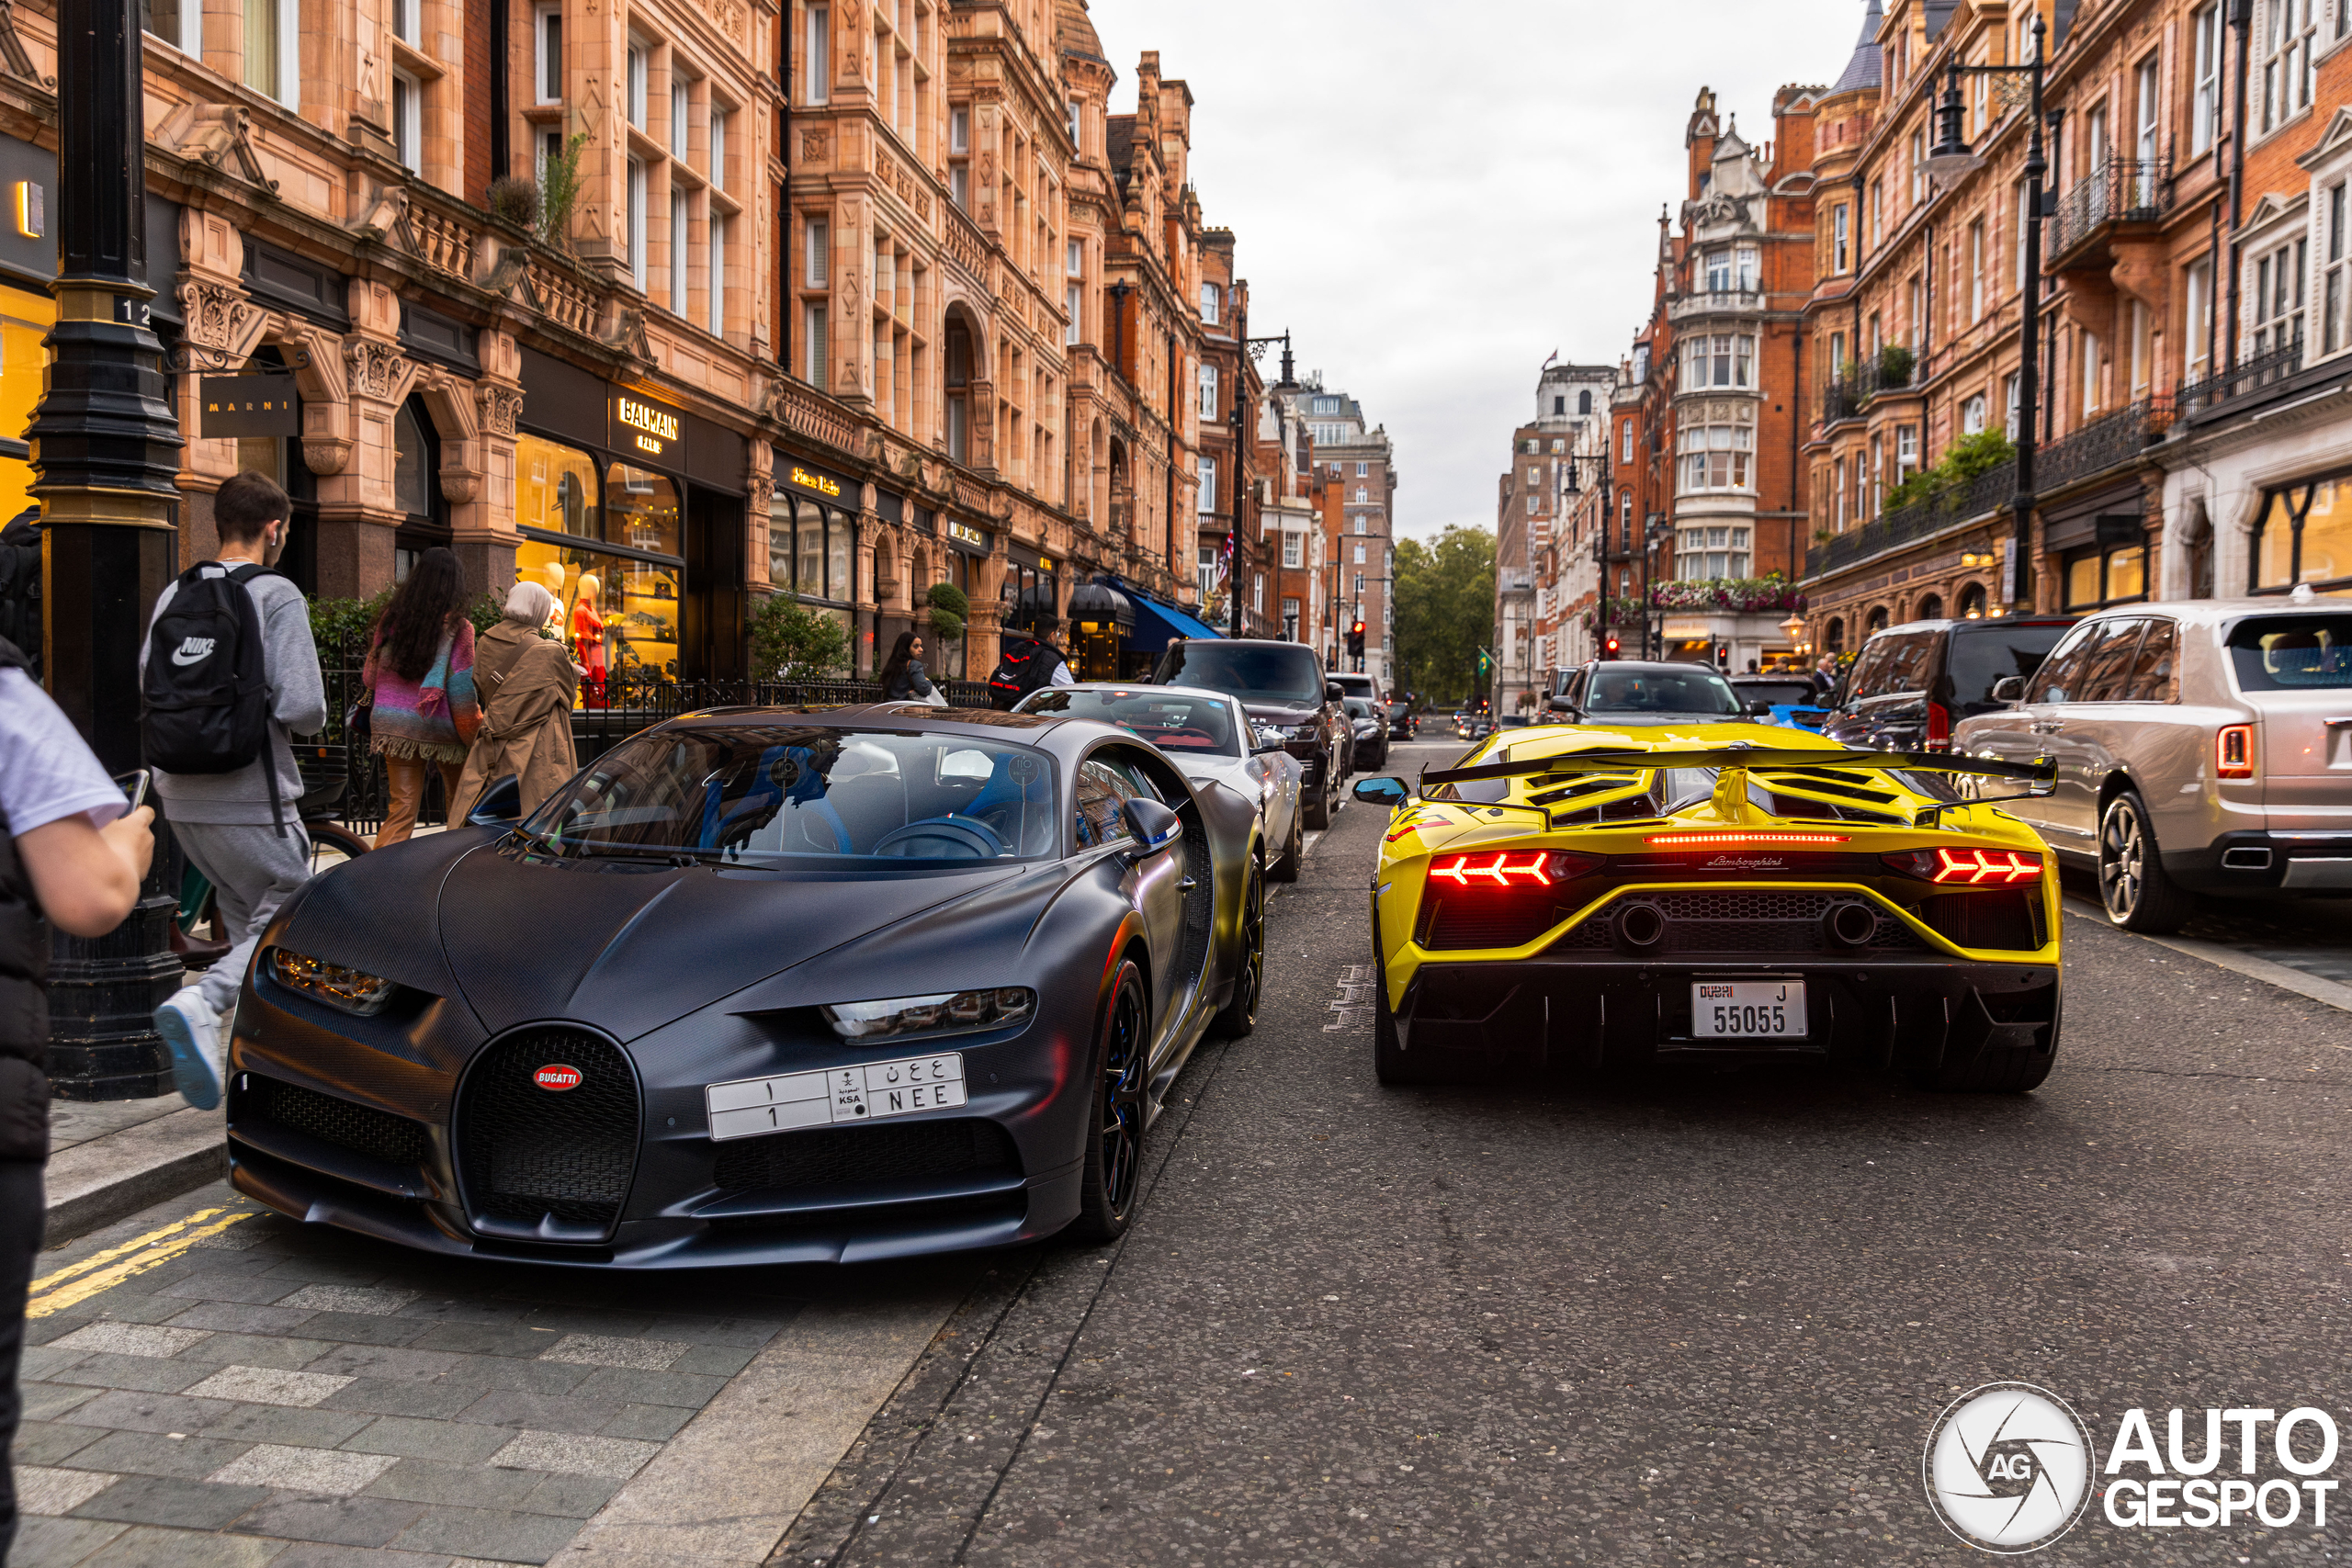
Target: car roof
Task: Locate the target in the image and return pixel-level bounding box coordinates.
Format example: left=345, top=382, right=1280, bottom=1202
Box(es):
left=1871, top=616, right=2077, bottom=637
left=1583, top=660, right=1733, bottom=675
left=1024, top=682, right=1238, bottom=706
left=661, top=702, right=1079, bottom=745
left=2065, top=597, right=2348, bottom=626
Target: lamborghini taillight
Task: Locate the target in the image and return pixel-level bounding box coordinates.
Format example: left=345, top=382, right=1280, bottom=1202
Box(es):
left=1882, top=847, right=2043, bottom=885
left=1427, top=851, right=1602, bottom=888
left=2216, top=724, right=2255, bottom=780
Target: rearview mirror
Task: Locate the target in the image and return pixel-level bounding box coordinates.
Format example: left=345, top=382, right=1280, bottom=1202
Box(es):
left=1546, top=695, right=1577, bottom=716
left=467, top=773, right=524, bottom=826
left=1991, top=675, right=2027, bottom=704
left=1325, top=682, right=1345, bottom=702
left=1353, top=777, right=1409, bottom=807
left=1122, top=796, right=1183, bottom=858
left=1747, top=699, right=1775, bottom=716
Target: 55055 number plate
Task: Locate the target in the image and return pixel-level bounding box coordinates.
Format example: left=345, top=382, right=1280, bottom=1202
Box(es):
left=705, top=1053, right=967, bottom=1142
left=1690, top=981, right=1808, bottom=1039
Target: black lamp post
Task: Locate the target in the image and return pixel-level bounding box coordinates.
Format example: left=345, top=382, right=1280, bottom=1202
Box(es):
left=1923, top=11, right=2047, bottom=614
left=28, top=0, right=187, bottom=1098
left=1562, top=451, right=1612, bottom=660
left=1230, top=329, right=1292, bottom=637
left=1639, top=514, right=1672, bottom=659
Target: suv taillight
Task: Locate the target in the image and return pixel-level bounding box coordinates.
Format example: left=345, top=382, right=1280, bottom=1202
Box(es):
left=1925, top=700, right=1951, bottom=750
left=2216, top=725, right=2256, bottom=780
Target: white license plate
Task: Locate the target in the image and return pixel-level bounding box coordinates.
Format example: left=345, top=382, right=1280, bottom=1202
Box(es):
left=1690, top=982, right=1808, bottom=1039
left=704, top=1052, right=967, bottom=1142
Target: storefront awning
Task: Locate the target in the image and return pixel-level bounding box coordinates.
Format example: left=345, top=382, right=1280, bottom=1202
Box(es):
left=1121, top=591, right=1225, bottom=650
left=1069, top=581, right=1135, bottom=633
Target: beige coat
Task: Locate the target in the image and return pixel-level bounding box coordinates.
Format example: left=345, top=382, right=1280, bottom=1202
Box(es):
left=455, top=622, right=579, bottom=820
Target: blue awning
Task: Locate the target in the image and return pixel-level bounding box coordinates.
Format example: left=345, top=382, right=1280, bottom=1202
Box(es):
left=1122, top=592, right=1224, bottom=651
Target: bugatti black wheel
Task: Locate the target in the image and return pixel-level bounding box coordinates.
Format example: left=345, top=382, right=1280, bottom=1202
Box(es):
left=1269, top=806, right=1302, bottom=884
left=1303, top=765, right=1332, bottom=830
left=1212, top=863, right=1264, bottom=1039
left=1071, top=959, right=1149, bottom=1243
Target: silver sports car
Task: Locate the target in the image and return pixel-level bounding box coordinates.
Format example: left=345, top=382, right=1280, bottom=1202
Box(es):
left=1018, top=684, right=1306, bottom=883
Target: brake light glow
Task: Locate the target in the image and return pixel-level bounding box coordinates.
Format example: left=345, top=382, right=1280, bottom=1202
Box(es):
left=2216, top=724, right=2255, bottom=780
left=1646, top=832, right=1849, bottom=848
left=1431, top=852, right=1554, bottom=887
left=1928, top=847, right=2042, bottom=885
left=1925, top=700, right=1952, bottom=751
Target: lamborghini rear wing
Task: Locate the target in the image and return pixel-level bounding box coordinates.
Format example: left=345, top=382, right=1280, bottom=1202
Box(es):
left=1420, top=746, right=2055, bottom=791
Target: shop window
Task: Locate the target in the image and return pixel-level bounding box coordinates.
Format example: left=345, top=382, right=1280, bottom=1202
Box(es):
left=0, top=283, right=51, bottom=541
left=1958, top=581, right=1988, bottom=620
left=767, top=492, right=854, bottom=605
left=390, top=398, right=447, bottom=578
left=2251, top=472, right=2352, bottom=594
left=2064, top=543, right=2151, bottom=610
left=513, top=447, right=684, bottom=700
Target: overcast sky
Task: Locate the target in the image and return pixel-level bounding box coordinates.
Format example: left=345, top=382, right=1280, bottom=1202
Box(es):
left=1089, top=0, right=1872, bottom=542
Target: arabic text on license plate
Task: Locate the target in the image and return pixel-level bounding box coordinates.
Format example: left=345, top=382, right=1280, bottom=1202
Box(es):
left=704, top=1052, right=967, bottom=1142
left=1690, top=981, right=1808, bottom=1039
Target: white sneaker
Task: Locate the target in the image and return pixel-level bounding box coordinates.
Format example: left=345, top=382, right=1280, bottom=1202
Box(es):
left=154, top=989, right=226, bottom=1111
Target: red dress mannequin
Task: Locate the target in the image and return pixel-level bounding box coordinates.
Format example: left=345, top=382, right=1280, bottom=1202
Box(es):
left=571, top=576, right=607, bottom=707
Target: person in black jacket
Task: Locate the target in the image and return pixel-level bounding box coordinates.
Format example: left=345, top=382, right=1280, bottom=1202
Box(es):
left=0, top=636, right=153, bottom=1559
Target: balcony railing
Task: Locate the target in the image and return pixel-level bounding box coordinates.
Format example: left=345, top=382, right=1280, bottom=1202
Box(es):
left=1668, top=288, right=1769, bottom=323
left=2046, top=156, right=2174, bottom=263
left=1805, top=459, right=2016, bottom=581
left=1820, top=348, right=1917, bottom=424
left=2175, top=339, right=2306, bottom=421
left=2035, top=396, right=2173, bottom=492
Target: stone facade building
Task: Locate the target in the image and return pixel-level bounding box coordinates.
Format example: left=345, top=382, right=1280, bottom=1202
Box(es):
left=1496, top=361, right=1613, bottom=710
left=1292, top=378, right=1396, bottom=684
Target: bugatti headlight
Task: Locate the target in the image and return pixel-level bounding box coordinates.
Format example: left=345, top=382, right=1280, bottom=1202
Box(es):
left=821, top=987, right=1036, bottom=1042
left=266, top=948, right=397, bottom=1016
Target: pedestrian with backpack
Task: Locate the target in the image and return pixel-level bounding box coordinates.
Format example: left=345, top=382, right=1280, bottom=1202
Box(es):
left=361, top=547, right=481, bottom=847
left=986, top=611, right=1073, bottom=709
left=142, top=471, right=324, bottom=1111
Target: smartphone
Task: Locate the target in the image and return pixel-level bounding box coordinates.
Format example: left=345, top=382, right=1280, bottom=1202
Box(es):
left=114, top=769, right=151, bottom=813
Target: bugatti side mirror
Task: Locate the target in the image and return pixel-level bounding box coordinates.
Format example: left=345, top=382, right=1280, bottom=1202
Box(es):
left=1326, top=682, right=1346, bottom=703
left=468, top=773, right=524, bottom=826
left=1122, top=796, right=1183, bottom=859
left=1991, top=675, right=2027, bottom=705
left=1353, top=777, right=1409, bottom=807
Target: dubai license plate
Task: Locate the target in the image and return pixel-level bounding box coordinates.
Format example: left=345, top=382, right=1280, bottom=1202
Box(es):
left=1690, top=981, right=1808, bottom=1039
left=705, top=1052, right=967, bottom=1142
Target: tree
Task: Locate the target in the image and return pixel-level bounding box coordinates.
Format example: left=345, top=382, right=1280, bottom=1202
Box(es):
left=1394, top=525, right=1495, bottom=707
left=750, top=594, right=852, bottom=682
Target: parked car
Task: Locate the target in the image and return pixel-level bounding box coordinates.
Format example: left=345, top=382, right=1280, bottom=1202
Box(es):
left=1151, top=638, right=1351, bottom=829
left=1330, top=671, right=1382, bottom=710
left=1822, top=615, right=2078, bottom=750
left=1386, top=701, right=1418, bottom=741
left=228, top=705, right=1270, bottom=1267
left=1344, top=697, right=1389, bottom=772
left=1546, top=660, right=1747, bottom=725
left=1016, top=683, right=1306, bottom=883
left=1952, top=594, right=2352, bottom=931
left=1729, top=674, right=1832, bottom=730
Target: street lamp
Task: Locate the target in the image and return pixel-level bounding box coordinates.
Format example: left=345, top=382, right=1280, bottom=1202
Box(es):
left=1562, top=451, right=1611, bottom=660
left=1921, top=11, right=2047, bottom=613
left=1228, top=328, right=1293, bottom=637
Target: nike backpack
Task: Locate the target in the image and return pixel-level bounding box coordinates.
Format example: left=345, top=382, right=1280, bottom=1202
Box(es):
left=141, top=562, right=285, bottom=825
left=986, top=642, right=1063, bottom=710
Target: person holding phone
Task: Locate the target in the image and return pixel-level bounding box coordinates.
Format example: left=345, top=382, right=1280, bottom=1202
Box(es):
left=0, top=632, right=155, bottom=1561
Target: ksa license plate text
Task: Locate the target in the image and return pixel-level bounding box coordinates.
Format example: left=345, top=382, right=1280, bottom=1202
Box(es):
left=1690, top=982, right=1808, bottom=1038
left=705, top=1052, right=967, bottom=1141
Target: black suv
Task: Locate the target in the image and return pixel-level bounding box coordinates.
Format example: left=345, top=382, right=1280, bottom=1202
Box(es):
left=1822, top=615, right=2077, bottom=751
left=1546, top=660, right=1747, bottom=724
left=1151, top=639, right=1350, bottom=828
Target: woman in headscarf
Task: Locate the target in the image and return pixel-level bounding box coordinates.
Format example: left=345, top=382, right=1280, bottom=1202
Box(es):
left=454, top=580, right=581, bottom=822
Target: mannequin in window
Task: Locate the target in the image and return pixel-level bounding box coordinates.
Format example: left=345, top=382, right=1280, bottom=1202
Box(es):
left=571, top=574, right=607, bottom=706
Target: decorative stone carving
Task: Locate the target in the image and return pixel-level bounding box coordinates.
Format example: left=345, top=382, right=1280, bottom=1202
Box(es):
left=801, top=130, right=831, bottom=164
left=345, top=339, right=413, bottom=402
left=303, top=438, right=352, bottom=476
left=438, top=466, right=481, bottom=504
left=177, top=280, right=261, bottom=353
left=153, top=101, right=281, bottom=197
left=0, top=0, right=54, bottom=85
left=478, top=385, right=524, bottom=437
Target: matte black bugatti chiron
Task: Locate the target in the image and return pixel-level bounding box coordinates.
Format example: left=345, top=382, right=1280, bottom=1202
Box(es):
left=225, top=704, right=1268, bottom=1267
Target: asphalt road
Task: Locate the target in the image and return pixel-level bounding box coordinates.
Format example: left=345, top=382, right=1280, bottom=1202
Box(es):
left=17, top=739, right=2349, bottom=1566
left=783, top=738, right=2352, bottom=1566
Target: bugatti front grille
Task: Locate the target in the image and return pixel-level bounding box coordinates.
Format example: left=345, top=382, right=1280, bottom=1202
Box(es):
left=713, top=1118, right=1021, bottom=1196
left=1549, top=891, right=1931, bottom=956
left=455, top=1028, right=639, bottom=1239
left=247, top=1076, right=430, bottom=1168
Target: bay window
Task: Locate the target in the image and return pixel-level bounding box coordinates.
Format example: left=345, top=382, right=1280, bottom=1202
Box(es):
left=1678, top=424, right=1753, bottom=492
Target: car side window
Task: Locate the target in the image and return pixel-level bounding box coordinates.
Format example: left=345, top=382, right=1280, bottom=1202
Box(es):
left=2120, top=620, right=2177, bottom=702
left=2073, top=620, right=2149, bottom=704
left=1073, top=760, right=1133, bottom=850
left=1849, top=632, right=1941, bottom=700
left=2027, top=621, right=2104, bottom=705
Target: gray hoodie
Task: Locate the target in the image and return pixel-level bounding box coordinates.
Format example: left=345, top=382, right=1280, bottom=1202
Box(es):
left=140, top=565, right=326, bottom=825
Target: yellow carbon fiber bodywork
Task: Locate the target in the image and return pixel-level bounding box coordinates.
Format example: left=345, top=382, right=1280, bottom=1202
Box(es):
left=1370, top=721, right=2060, bottom=1012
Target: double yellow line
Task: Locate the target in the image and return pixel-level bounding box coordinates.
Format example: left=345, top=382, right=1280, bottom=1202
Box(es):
left=28, top=1206, right=255, bottom=1319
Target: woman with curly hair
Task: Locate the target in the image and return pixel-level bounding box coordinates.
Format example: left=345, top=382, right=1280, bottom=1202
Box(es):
left=363, top=548, right=480, bottom=846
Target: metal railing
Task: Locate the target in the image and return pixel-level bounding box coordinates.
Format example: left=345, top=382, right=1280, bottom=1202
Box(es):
left=1805, top=459, right=2017, bottom=581
left=2175, top=339, right=2305, bottom=421
left=2046, top=155, right=2174, bottom=260
left=1820, top=351, right=1916, bottom=424
left=2036, top=396, right=2172, bottom=492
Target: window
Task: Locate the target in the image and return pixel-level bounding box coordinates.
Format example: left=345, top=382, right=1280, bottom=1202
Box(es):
left=1869, top=178, right=1883, bottom=246
left=1962, top=393, right=1989, bottom=434
left=2014, top=182, right=2030, bottom=288
left=1065, top=284, right=1081, bottom=346
left=2005, top=371, right=2024, bottom=435
left=142, top=0, right=202, bottom=53
left=627, top=39, right=648, bottom=128
left=1200, top=282, right=1220, bottom=325
left=805, top=6, right=829, bottom=104
left=1354, top=487, right=1369, bottom=505
left=243, top=0, right=296, bottom=105
left=391, top=72, right=421, bottom=174
left=1678, top=424, right=1753, bottom=491
left=2187, top=256, right=2216, bottom=378
left=668, top=191, right=688, bottom=313
left=2081, top=330, right=2103, bottom=416
left=2324, top=183, right=2347, bottom=357
left=1199, top=457, right=1216, bottom=513
left=1066, top=96, right=1080, bottom=144
left=1896, top=423, right=1919, bottom=480
left=1910, top=127, right=1928, bottom=204
left=1196, top=546, right=1217, bottom=592
left=2064, top=547, right=2150, bottom=610
left=1524, top=494, right=1538, bottom=515
left=1526, top=466, right=1540, bottom=484
left=2192, top=6, right=2222, bottom=153
left=2252, top=237, right=2308, bottom=356
left=627, top=158, right=647, bottom=291
left=1704, top=249, right=1733, bottom=292
left=1833, top=206, right=1851, bottom=273
left=2130, top=300, right=2154, bottom=399
left=2135, top=57, right=2161, bottom=179
left=2251, top=473, right=2352, bottom=592
left=803, top=303, right=827, bottom=387
left=1199, top=365, right=1219, bottom=420
left=1283, top=533, right=1302, bottom=568
left=1674, top=524, right=1751, bottom=581
left=2262, top=0, right=2319, bottom=131
left=1736, top=245, right=1759, bottom=290
left=1620, top=422, right=1634, bottom=463
left=1356, top=462, right=1368, bottom=478
left=944, top=316, right=971, bottom=464
left=1687, top=333, right=1757, bottom=389
left=709, top=214, right=727, bottom=336
left=949, top=108, right=969, bottom=209
left=1969, top=220, right=1985, bottom=321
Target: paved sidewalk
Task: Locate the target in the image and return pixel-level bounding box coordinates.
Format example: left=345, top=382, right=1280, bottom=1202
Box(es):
left=46, top=1093, right=228, bottom=1247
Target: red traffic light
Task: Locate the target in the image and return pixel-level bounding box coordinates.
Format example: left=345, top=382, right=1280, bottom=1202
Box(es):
left=1602, top=636, right=1622, bottom=658
left=1351, top=620, right=1366, bottom=637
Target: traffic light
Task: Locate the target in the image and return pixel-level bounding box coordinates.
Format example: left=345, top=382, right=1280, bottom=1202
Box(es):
left=1713, top=640, right=1732, bottom=671
left=1602, top=635, right=1622, bottom=660
left=1348, top=620, right=1366, bottom=660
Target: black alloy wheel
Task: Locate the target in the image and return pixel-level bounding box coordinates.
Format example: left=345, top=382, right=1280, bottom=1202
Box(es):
left=307, top=821, right=372, bottom=875
left=1269, top=801, right=1303, bottom=884
left=1212, top=861, right=1264, bottom=1039
left=2098, top=789, right=2195, bottom=934
left=1071, top=959, right=1149, bottom=1242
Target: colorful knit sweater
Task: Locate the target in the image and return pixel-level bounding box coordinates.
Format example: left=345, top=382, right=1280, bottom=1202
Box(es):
left=368, top=618, right=481, bottom=763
